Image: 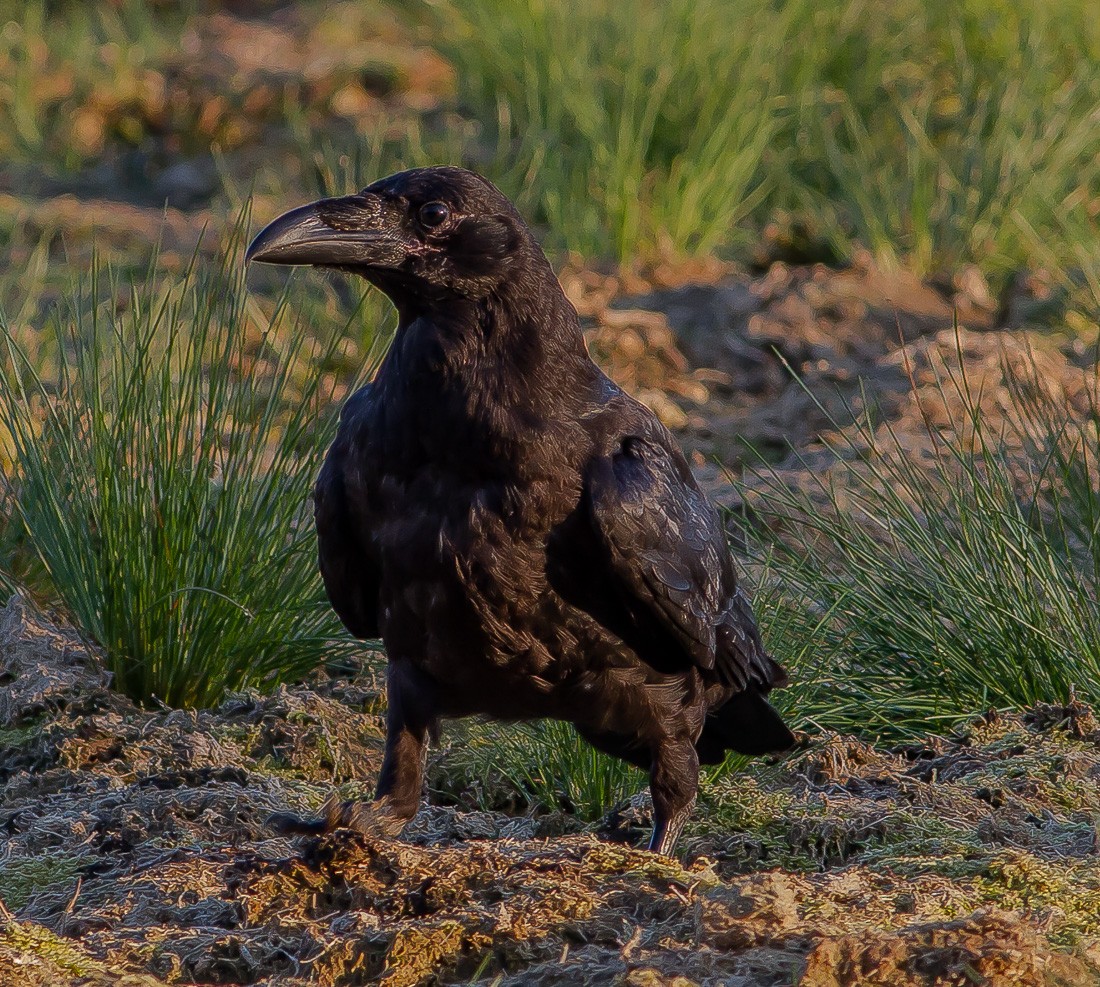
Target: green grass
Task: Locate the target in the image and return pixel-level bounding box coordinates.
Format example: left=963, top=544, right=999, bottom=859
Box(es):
left=0, top=219, right=369, bottom=707
left=737, top=336, right=1100, bottom=738
left=433, top=0, right=782, bottom=262
left=785, top=0, right=1100, bottom=291
left=0, top=853, right=86, bottom=912
left=5, top=0, right=1097, bottom=296
left=429, top=0, right=1100, bottom=303
left=437, top=718, right=644, bottom=820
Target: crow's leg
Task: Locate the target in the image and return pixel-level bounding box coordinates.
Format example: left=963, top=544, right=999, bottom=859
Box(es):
left=372, top=661, right=437, bottom=819
left=270, top=660, right=437, bottom=837
left=647, top=737, right=699, bottom=856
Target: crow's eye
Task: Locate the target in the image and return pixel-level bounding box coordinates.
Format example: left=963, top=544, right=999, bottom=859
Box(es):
left=418, top=201, right=450, bottom=228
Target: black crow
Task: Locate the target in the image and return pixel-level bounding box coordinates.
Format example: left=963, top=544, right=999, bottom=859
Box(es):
left=246, top=167, right=793, bottom=855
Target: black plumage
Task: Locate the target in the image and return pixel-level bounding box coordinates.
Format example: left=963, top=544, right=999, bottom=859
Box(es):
left=246, top=167, right=793, bottom=855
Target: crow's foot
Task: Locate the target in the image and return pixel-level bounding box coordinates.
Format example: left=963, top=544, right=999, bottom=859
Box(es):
left=268, top=796, right=413, bottom=838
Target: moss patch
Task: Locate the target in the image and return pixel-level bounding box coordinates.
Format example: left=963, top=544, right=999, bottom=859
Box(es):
left=0, top=854, right=85, bottom=912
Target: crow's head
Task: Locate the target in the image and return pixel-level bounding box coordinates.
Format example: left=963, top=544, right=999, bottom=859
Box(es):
left=246, top=167, right=539, bottom=310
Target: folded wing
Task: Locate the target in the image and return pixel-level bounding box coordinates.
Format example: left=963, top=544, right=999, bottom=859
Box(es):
left=585, top=434, right=786, bottom=692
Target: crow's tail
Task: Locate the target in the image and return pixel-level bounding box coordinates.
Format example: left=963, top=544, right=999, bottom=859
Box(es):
left=696, top=688, right=795, bottom=765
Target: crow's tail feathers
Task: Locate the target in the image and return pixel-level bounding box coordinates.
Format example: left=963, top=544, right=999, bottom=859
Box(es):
left=696, top=688, right=796, bottom=764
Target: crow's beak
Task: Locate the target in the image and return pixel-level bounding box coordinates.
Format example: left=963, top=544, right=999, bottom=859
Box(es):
left=246, top=195, right=409, bottom=268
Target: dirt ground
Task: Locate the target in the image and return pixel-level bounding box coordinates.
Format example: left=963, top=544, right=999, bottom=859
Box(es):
left=2, top=595, right=1100, bottom=987
left=563, top=252, right=1093, bottom=507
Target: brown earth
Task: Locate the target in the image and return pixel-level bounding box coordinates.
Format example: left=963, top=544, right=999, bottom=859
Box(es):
left=3, top=597, right=1099, bottom=986
left=561, top=254, right=1093, bottom=513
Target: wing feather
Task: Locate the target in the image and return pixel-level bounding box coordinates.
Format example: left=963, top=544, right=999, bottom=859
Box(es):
left=585, top=435, right=785, bottom=691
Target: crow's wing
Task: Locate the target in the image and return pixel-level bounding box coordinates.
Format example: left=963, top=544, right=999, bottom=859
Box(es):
left=314, top=386, right=380, bottom=639
left=585, top=435, right=785, bottom=691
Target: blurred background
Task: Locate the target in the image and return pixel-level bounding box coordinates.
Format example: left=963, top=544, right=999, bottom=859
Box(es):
left=3, top=0, right=1098, bottom=298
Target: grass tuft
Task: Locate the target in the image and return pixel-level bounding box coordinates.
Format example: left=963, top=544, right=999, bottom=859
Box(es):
left=740, top=332, right=1100, bottom=738
left=785, top=0, right=1100, bottom=290
left=426, top=0, right=1100, bottom=300
left=0, top=217, right=367, bottom=708
left=437, top=718, right=643, bottom=821
left=432, top=0, right=782, bottom=262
